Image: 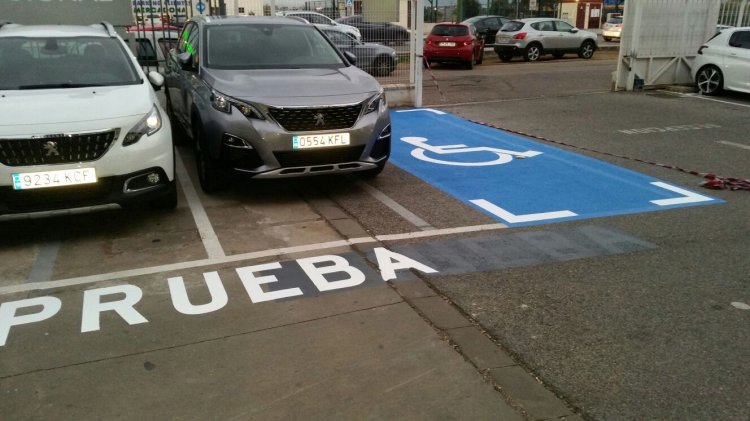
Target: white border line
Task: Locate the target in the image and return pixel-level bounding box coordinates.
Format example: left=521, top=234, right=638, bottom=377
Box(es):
left=716, top=140, right=750, bottom=151
left=0, top=223, right=507, bottom=296
left=355, top=179, right=435, bottom=230
left=175, top=152, right=226, bottom=259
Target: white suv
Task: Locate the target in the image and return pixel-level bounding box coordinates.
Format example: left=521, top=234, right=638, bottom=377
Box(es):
left=0, top=22, right=176, bottom=215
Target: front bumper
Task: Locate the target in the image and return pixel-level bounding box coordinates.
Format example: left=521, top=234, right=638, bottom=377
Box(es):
left=200, top=100, right=392, bottom=179
left=0, top=167, right=175, bottom=214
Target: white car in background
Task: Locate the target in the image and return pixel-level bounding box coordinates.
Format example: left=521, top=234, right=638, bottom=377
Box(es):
left=602, top=15, right=622, bottom=41
left=277, top=11, right=361, bottom=40
left=0, top=22, right=176, bottom=215
left=693, top=26, right=750, bottom=95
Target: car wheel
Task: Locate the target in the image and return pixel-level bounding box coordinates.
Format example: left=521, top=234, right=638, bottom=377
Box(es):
left=476, top=49, right=483, bottom=65
left=466, top=55, right=475, bottom=70
left=498, top=53, right=512, bottom=62
left=523, top=44, right=542, bottom=62
left=149, top=181, right=178, bottom=209
left=696, top=65, right=723, bottom=96
left=578, top=40, right=595, bottom=59
left=194, top=123, right=223, bottom=194
left=373, top=55, right=394, bottom=77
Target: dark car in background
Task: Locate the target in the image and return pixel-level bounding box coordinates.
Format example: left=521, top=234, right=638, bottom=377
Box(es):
left=164, top=16, right=391, bottom=193
left=335, top=15, right=410, bottom=45
left=321, top=28, right=398, bottom=76
left=461, top=15, right=509, bottom=44
left=424, top=22, right=484, bottom=69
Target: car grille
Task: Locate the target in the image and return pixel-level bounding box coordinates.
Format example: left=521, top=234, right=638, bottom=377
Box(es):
left=274, top=145, right=365, bottom=167
left=0, top=130, right=118, bottom=167
left=268, top=105, right=363, bottom=132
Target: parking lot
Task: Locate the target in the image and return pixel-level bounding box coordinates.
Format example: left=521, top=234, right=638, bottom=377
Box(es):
left=1, top=52, right=749, bottom=420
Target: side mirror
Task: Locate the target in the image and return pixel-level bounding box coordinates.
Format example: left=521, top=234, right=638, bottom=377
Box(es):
left=148, top=71, right=165, bottom=90
left=344, top=51, right=357, bottom=65
left=176, top=51, right=194, bottom=70
left=570, top=28, right=579, bottom=33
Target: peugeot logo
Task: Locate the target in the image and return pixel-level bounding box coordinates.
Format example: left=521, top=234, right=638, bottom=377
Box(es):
left=43, top=141, right=60, bottom=157
left=314, top=113, right=325, bottom=127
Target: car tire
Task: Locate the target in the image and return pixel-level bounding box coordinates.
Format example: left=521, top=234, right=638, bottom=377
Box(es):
left=373, top=56, right=394, bottom=77
left=466, top=56, right=474, bottom=70
left=476, top=50, right=483, bottom=65
left=149, top=181, right=178, bottom=209
left=696, top=65, right=723, bottom=96
left=523, top=44, right=542, bottom=62
left=193, top=123, right=223, bottom=194
left=498, top=53, right=512, bottom=62
left=578, top=40, right=595, bottom=59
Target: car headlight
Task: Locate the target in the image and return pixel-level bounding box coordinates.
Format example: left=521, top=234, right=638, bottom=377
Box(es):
left=364, top=90, right=386, bottom=115
left=211, top=89, right=264, bottom=119
left=123, top=105, right=162, bottom=146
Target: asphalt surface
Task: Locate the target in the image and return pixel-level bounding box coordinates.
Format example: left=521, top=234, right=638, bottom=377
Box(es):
left=420, top=53, right=750, bottom=419
left=1, top=50, right=748, bottom=420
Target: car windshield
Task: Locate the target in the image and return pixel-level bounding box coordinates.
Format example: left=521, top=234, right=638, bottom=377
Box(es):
left=206, top=24, right=345, bottom=69
left=0, top=37, right=140, bottom=90
left=431, top=25, right=468, bottom=36
left=500, top=21, right=525, bottom=32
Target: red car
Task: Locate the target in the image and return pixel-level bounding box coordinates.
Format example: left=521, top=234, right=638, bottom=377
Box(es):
left=424, top=23, right=485, bottom=69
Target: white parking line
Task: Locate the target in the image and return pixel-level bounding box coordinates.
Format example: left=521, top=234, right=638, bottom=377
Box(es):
left=716, top=140, right=750, bottom=151
left=0, top=223, right=507, bottom=295
left=681, top=93, right=750, bottom=108
left=355, top=179, right=435, bottom=230
left=175, top=152, right=226, bottom=259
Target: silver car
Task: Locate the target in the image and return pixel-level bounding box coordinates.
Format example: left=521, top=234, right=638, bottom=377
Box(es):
left=494, top=18, right=598, bottom=62
left=165, top=16, right=391, bottom=193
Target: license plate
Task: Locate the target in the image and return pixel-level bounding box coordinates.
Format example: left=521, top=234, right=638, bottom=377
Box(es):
left=12, top=168, right=97, bottom=190
left=438, top=42, right=456, bottom=47
left=497, top=36, right=511, bottom=43
left=293, top=133, right=350, bottom=149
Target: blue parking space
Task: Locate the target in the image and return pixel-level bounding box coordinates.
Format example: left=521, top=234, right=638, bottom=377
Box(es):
left=390, top=109, right=723, bottom=227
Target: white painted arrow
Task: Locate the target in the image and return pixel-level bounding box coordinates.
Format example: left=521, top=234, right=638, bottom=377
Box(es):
left=649, top=182, right=714, bottom=206
left=470, top=199, right=577, bottom=224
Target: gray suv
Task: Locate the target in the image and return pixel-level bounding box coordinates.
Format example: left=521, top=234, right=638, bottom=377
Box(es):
left=165, top=16, right=391, bottom=193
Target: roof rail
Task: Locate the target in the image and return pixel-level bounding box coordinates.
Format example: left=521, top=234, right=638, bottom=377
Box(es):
left=100, top=21, right=117, bottom=37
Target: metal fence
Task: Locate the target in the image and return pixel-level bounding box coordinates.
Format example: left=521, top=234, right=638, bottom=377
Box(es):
left=718, top=0, right=750, bottom=26
left=129, top=0, right=420, bottom=105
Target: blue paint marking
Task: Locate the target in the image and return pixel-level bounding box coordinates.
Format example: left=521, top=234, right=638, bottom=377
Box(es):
left=390, top=109, right=723, bottom=227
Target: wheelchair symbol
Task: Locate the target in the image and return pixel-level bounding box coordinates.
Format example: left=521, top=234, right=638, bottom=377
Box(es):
left=401, top=136, right=542, bottom=166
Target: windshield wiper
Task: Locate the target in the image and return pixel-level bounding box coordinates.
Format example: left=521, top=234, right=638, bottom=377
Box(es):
left=18, top=83, right=105, bottom=90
